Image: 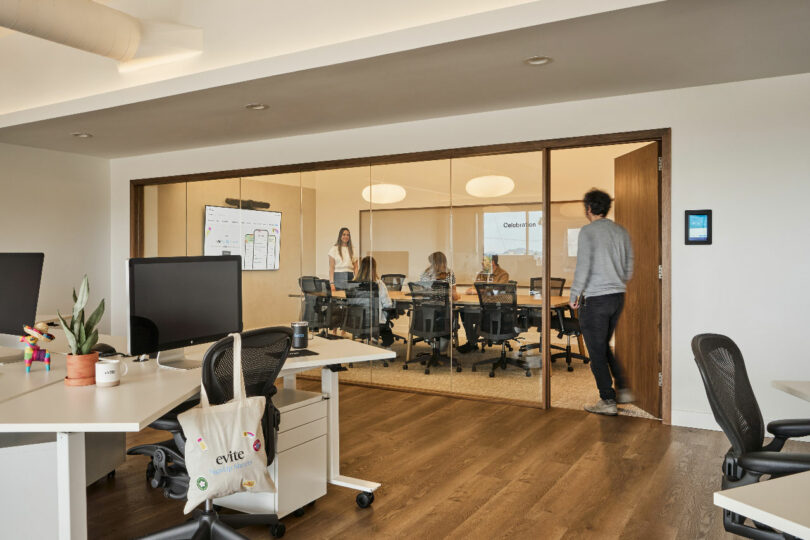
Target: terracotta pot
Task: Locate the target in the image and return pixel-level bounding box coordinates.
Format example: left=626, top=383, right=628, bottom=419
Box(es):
left=65, top=352, right=99, bottom=386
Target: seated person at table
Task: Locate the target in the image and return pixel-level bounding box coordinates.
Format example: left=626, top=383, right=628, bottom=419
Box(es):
left=354, top=256, right=395, bottom=347
left=419, top=251, right=461, bottom=301
left=459, top=255, right=510, bottom=352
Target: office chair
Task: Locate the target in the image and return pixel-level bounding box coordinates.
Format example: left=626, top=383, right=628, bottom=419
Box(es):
left=380, top=273, right=409, bottom=345
left=472, top=282, right=529, bottom=377
left=299, top=276, right=341, bottom=336
left=692, top=334, right=810, bottom=540
left=404, top=281, right=454, bottom=374
left=343, top=281, right=381, bottom=343
left=529, top=277, right=589, bottom=372
left=517, top=277, right=567, bottom=357
left=128, top=327, right=293, bottom=539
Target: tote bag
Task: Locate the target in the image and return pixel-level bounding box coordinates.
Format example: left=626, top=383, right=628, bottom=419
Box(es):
left=178, top=332, right=276, bottom=514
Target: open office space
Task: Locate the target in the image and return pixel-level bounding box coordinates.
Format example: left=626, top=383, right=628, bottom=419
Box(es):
left=2, top=1, right=810, bottom=538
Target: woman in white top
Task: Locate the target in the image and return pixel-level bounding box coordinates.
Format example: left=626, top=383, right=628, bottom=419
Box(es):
left=328, top=227, right=358, bottom=291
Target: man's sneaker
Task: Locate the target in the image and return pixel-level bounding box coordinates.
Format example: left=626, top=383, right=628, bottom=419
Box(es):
left=584, top=399, right=618, bottom=416
left=616, top=388, right=635, bottom=404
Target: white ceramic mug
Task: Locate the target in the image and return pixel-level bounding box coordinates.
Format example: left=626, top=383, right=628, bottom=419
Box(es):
left=96, top=359, right=128, bottom=387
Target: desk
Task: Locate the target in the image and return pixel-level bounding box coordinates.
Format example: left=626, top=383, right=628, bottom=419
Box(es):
left=0, top=336, right=393, bottom=540
left=714, top=470, right=810, bottom=538
left=773, top=380, right=810, bottom=402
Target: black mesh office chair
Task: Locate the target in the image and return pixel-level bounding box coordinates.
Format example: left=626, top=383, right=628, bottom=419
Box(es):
left=404, top=281, right=454, bottom=374
left=380, top=274, right=408, bottom=345
left=129, top=327, right=292, bottom=539
left=692, top=334, right=810, bottom=540
left=299, top=276, right=341, bottom=336
left=529, top=277, right=589, bottom=372
left=516, top=277, right=567, bottom=357
left=472, top=282, right=530, bottom=377
left=343, top=281, right=380, bottom=342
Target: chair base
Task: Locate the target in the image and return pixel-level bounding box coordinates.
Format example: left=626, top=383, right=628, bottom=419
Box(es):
left=472, top=345, right=530, bottom=377
left=140, top=501, right=285, bottom=539
left=550, top=338, right=589, bottom=372
left=403, top=342, right=458, bottom=374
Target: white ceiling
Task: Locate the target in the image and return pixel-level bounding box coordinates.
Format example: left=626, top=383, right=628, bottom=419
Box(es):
left=0, top=0, right=809, bottom=158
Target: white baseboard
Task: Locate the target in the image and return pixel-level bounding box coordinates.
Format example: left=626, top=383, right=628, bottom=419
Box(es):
left=670, top=409, right=720, bottom=431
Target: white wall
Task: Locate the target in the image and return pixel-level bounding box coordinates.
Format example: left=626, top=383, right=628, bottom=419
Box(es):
left=0, top=143, right=111, bottom=331
left=110, top=72, right=810, bottom=429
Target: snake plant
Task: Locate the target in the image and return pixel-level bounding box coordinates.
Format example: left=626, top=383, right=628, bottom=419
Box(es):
left=57, top=275, right=105, bottom=356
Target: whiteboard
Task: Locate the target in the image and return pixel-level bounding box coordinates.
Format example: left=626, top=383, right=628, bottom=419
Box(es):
left=204, top=206, right=282, bottom=270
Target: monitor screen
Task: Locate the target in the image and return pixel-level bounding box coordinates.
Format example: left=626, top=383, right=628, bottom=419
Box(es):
left=0, top=253, right=44, bottom=336
left=127, top=256, right=243, bottom=355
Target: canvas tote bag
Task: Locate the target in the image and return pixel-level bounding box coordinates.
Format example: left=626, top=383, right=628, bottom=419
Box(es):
left=178, top=332, right=276, bottom=514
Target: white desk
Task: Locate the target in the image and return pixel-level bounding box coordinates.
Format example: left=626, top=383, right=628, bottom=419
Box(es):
left=0, top=336, right=393, bottom=540
left=773, top=380, right=810, bottom=402
left=714, top=471, right=810, bottom=539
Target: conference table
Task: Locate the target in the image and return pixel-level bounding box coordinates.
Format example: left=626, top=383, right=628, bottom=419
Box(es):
left=712, top=380, right=810, bottom=538
left=0, top=336, right=394, bottom=540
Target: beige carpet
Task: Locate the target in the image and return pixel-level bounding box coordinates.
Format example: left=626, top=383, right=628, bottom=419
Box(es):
left=301, top=319, right=656, bottom=419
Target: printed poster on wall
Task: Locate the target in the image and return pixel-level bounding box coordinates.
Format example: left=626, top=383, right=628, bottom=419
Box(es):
left=203, top=206, right=282, bottom=270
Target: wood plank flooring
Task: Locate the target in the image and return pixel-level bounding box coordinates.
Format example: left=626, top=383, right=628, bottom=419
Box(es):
left=87, top=381, right=806, bottom=539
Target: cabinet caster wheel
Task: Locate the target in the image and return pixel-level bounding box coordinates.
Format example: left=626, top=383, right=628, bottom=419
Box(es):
left=107, top=470, right=116, bottom=479
left=213, top=504, right=222, bottom=512
left=269, top=522, right=286, bottom=538
left=292, top=507, right=306, bottom=517
left=489, top=371, right=495, bottom=378
left=356, top=491, right=375, bottom=508
left=402, top=364, right=408, bottom=370
left=424, top=368, right=430, bottom=375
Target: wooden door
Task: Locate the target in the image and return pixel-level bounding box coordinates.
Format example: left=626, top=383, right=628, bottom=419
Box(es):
left=614, top=142, right=661, bottom=418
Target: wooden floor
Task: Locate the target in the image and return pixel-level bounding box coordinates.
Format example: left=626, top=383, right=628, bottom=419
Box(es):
left=87, top=381, right=807, bottom=539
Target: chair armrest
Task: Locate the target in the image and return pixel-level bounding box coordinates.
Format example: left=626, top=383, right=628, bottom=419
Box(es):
left=738, top=451, right=810, bottom=476
left=767, top=418, right=810, bottom=439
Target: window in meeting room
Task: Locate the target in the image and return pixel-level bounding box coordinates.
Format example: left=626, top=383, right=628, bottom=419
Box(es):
left=549, top=143, right=661, bottom=419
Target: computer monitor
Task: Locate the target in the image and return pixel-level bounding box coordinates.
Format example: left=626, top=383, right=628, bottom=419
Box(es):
left=127, top=256, right=242, bottom=369
left=0, top=253, right=45, bottom=363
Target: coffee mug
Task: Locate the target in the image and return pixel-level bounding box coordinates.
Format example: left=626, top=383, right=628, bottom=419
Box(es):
left=96, top=359, right=129, bottom=387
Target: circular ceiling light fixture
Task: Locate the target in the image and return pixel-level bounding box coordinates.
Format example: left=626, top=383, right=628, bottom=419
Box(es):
left=70, top=132, right=93, bottom=138
left=245, top=103, right=269, bottom=110
left=524, top=55, right=552, bottom=66
left=465, top=175, right=515, bottom=198
left=361, top=183, right=407, bottom=204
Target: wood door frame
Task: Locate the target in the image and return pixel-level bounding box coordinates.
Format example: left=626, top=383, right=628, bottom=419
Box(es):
left=129, top=127, right=672, bottom=423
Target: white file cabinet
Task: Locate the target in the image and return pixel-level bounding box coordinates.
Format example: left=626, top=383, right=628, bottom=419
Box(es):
left=215, top=388, right=327, bottom=518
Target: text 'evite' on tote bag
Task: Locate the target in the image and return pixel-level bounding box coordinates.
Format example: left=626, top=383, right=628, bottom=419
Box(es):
left=178, top=332, right=275, bottom=514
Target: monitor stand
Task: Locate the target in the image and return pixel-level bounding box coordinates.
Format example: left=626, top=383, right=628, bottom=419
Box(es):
left=156, top=347, right=204, bottom=370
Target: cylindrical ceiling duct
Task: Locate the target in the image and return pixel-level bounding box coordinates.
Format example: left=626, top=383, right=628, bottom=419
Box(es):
left=0, top=0, right=141, bottom=61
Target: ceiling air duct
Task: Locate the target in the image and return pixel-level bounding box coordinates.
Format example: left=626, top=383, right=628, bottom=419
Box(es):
left=0, top=0, right=141, bottom=61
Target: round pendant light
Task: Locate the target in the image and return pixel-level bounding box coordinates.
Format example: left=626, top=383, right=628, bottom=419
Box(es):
left=465, top=175, right=515, bottom=198
left=362, top=183, right=407, bottom=204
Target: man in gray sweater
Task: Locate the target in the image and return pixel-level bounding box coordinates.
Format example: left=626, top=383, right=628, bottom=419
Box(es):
left=570, top=189, right=634, bottom=416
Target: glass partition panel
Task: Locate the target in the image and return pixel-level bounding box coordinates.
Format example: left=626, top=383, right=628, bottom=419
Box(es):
left=239, top=173, right=303, bottom=330
left=364, top=160, right=452, bottom=389
left=149, top=183, right=187, bottom=257
left=450, top=152, right=544, bottom=405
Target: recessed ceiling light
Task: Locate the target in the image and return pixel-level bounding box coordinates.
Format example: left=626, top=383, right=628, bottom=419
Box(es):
left=71, top=132, right=93, bottom=138
left=362, top=184, right=407, bottom=204
left=524, top=56, right=552, bottom=66
left=465, top=176, right=515, bottom=198
left=245, top=103, right=269, bottom=110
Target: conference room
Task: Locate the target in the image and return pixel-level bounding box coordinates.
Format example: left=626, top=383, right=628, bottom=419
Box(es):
left=135, top=140, right=659, bottom=418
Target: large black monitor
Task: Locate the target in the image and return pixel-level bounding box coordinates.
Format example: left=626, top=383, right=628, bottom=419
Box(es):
left=0, top=253, right=45, bottom=362
left=127, top=256, right=242, bottom=368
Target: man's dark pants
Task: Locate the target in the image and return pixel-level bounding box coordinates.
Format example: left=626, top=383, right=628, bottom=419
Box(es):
left=579, top=293, right=626, bottom=401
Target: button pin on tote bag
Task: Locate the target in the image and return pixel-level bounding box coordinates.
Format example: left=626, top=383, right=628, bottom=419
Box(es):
left=178, top=332, right=276, bottom=514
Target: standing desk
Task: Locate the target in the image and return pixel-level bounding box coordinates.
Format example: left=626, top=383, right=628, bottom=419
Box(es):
left=0, top=336, right=393, bottom=540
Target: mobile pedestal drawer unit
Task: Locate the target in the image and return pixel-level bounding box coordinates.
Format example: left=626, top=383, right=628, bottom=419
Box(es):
left=214, top=388, right=328, bottom=517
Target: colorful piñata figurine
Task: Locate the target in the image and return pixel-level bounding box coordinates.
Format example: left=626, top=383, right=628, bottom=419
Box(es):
left=20, top=322, right=54, bottom=372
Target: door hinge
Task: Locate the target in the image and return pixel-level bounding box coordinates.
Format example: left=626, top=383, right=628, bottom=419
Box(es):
left=658, top=265, right=663, bottom=280
left=658, top=156, right=663, bottom=171
left=658, top=372, right=663, bottom=387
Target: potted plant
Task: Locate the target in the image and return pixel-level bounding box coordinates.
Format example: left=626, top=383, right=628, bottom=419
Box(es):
left=58, top=275, right=105, bottom=386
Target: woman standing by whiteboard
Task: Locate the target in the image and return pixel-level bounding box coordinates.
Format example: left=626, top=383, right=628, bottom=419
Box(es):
left=328, top=227, right=358, bottom=291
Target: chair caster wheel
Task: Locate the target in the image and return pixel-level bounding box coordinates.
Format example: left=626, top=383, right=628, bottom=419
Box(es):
left=146, top=462, right=155, bottom=482
left=567, top=366, right=574, bottom=372
left=107, top=470, right=116, bottom=479
left=489, top=372, right=495, bottom=378
left=525, top=371, right=531, bottom=377
left=382, top=362, right=389, bottom=368
left=471, top=366, right=477, bottom=372
left=551, top=358, right=557, bottom=363
left=456, top=366, right=462, bottom=373
left=269, top=522, right=286, bottom=538
left=403, top=364, right=408, bottom=370
left=583, top=359, right=590, bottom=364
left=424, top=368, right=430, bottom=374
left=213, top=504, right=222, bottom=511
left=292, top=507, right=306, bottom=517
left=356, top=491, right=375, bottom=508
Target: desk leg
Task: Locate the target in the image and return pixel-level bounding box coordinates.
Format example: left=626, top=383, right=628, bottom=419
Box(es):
left=321, top=367, right=381, bottom=494
left=56, top=432, right=87, bottom=540
left=283, top=374, right=296, bottom=389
